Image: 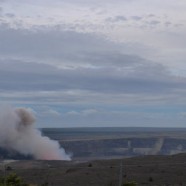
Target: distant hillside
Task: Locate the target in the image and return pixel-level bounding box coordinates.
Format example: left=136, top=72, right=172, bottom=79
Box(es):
left=42, top=127, right=186, bottom=160
left=1, top=127, right=186, bottom=161
left=0, top=147, right=32, bottom=160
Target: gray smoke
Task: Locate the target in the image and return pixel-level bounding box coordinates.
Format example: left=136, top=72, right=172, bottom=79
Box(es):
left=0, top=106, right=71, bottom=160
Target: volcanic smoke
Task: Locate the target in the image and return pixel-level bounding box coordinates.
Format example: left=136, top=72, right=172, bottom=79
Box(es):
left=0, top=106, right=71, bottom=160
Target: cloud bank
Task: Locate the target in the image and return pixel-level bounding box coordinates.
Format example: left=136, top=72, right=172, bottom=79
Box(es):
left=0, top=0, right=186, bottom=127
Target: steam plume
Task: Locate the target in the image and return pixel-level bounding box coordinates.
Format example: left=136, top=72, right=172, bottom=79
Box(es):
left=149, top=137, right=164, bottom=155
left=0, top=106, right=71, bottom=160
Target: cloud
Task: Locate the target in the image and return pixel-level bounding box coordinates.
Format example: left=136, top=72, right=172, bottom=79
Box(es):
left=0, top=0, right=186, bottom=128
left=5, top=13, right=15, bottom=18
left=105, top=16, right=127, bottom=23
left=0, top=25, right=186, bottom=107
left=66, top=109, right=98, bottom=116
left=52, top=0, right=134, bottom=6
left=148, top=20, right=161, bottom=25
left=0, top=25, right=186, bottom=108
left=38, top=109, right=186, bottom=128
left=1, top=55, right=186, bottom=109
left=0, top=6, right=3, bottom=15
left=164, top=21, right=172, bottom=27
left=0, top=54, right=178, bottom=94
left=131, top=16, right=143, bottom=21
left=41, top=109, right=61, bottom=117
left=0, top=25, right=116, bottom=62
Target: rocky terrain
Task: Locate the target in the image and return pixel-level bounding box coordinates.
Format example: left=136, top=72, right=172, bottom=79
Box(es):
left=1, top=153, right=186, bottom=186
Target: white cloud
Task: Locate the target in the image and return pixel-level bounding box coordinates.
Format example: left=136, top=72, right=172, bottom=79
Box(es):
left=36, top=109, right=186, bottom=128
left=81, top=109, right=98, bottom=115
left=0, top=0, right=185, bottom=74
left=43, top=109, right=61, bottom=117
left=66, top=109, right=98, bottom=116
left=66, top=111, right=79, bottom=116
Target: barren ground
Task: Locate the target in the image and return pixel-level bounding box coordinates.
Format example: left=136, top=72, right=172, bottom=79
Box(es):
left=1, top=153, right=186, bottom=186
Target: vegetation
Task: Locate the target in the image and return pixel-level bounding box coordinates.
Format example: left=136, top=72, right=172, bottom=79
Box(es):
left=0, top=173, right=29, bottom=186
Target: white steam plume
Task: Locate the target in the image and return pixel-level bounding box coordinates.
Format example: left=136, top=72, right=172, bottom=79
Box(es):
left=0, top=106, right=71, bottom=160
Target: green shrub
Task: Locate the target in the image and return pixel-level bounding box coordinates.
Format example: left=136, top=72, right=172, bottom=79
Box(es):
left=0, top=173, right=29, bottom=186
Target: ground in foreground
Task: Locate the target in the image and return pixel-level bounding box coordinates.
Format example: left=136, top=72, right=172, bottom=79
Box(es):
left=1, top=153, right=186, bottom=186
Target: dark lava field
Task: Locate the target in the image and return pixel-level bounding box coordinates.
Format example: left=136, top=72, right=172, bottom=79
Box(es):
left=1, top=153, right=186, bottom=186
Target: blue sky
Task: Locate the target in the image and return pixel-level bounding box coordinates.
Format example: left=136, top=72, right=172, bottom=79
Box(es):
left=1, top=0, right=186, bottom=127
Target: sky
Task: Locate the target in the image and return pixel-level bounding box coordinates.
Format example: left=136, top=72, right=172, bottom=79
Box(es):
left=1, top=0, right=186, bottom=128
